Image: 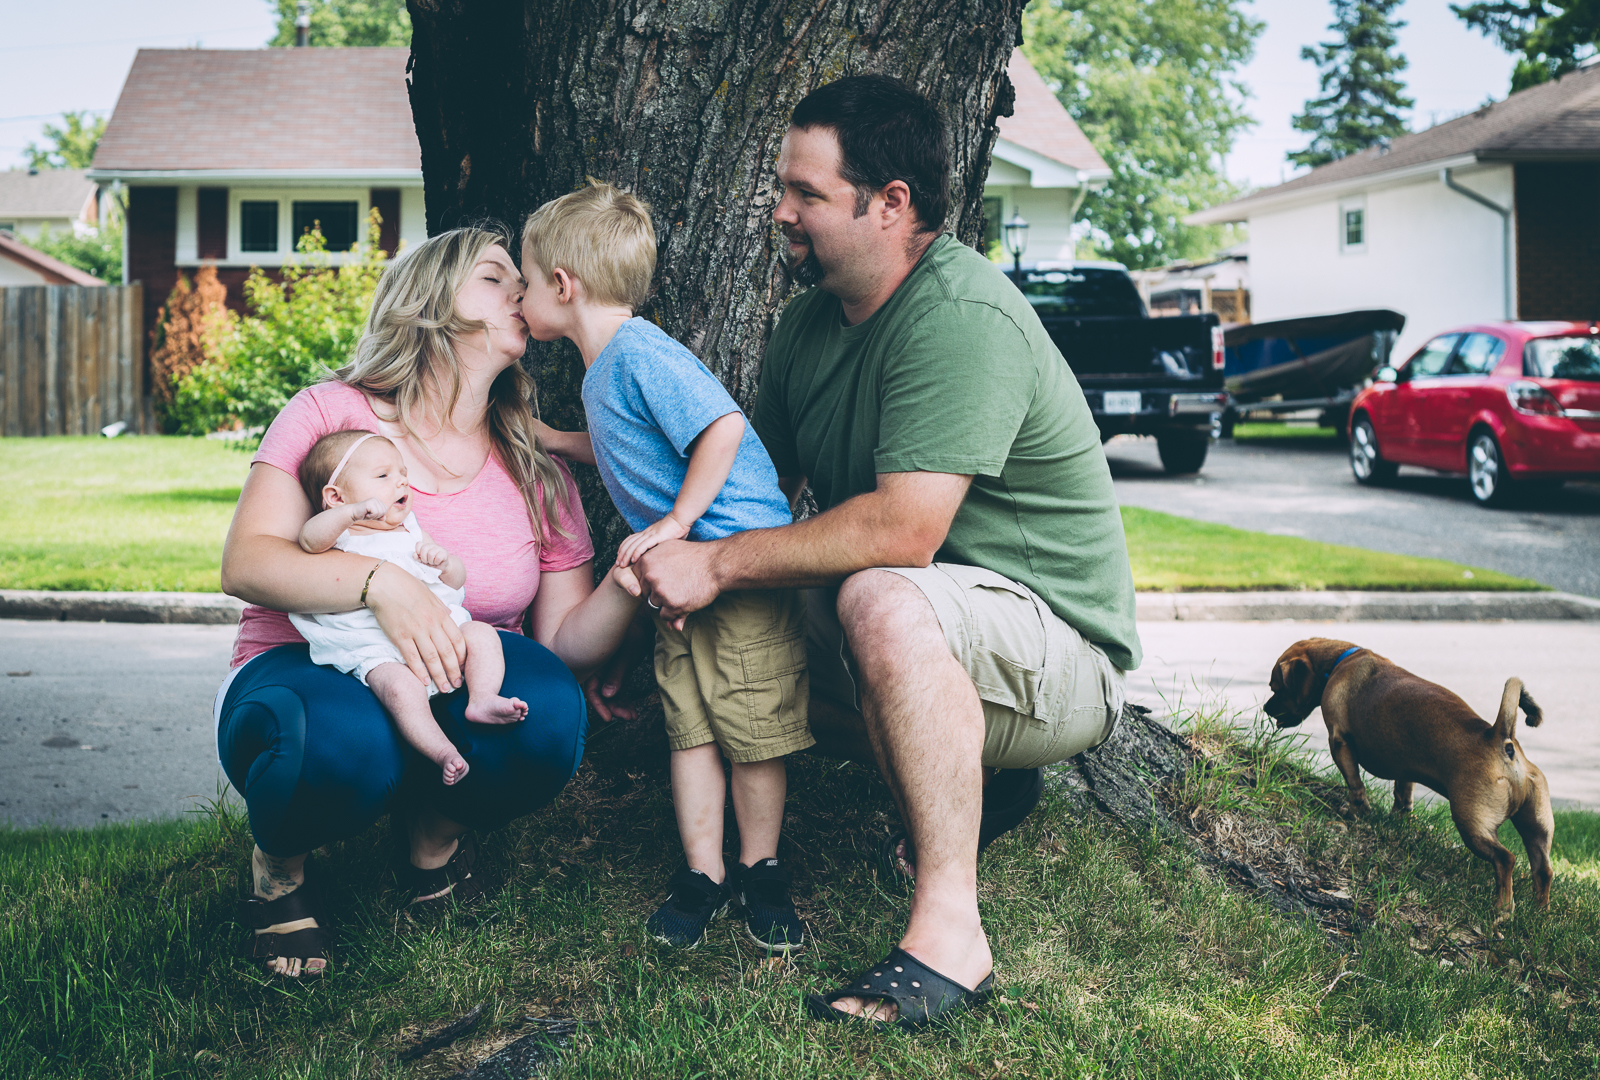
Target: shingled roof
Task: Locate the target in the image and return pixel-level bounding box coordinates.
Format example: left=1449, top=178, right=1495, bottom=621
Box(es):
left=1194, top=61, right=1600, bottom=224
left=0, top=169, right=98, bottom=218
left=91, top=48, right=420, bottom=175
left=997, top=51, right=1109, bottom=175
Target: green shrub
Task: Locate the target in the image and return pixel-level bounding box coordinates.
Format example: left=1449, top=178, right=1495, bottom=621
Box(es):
left=168, top=214, right=388, bottom=438
left=20, top=220, right=122, bottom=283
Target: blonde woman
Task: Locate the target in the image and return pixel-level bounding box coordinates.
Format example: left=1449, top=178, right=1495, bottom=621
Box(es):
left=216, top=225, right=640, bottom=977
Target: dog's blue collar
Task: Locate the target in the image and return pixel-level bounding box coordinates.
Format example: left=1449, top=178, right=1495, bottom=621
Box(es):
left=1317, top=646, right=1362, bottom=703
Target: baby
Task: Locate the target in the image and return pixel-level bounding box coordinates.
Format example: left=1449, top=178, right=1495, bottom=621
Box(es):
left=287, top=429, right=527, bottom=785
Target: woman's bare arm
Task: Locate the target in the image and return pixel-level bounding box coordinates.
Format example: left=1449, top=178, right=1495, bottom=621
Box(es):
left=527, top=562, right=643, bottom=682
left=222, top=462, right=468, bottom=690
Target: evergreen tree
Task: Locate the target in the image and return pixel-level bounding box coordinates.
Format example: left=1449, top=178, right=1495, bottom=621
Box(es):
left=1290, top=0, right=1413, bottom=170
left=1023, top=0, right=1261, bottom=269
left=266, top=0, right=409, bottom=48
left=1453, top=1, right=1600, bottom=91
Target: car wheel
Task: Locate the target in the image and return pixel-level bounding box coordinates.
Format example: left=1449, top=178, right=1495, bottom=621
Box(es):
left=1157, top=432, right=1209, bottom=474
left=1468, top=429, right=1512, bottom=507
left=1349, top=416, right=1398, bottom=485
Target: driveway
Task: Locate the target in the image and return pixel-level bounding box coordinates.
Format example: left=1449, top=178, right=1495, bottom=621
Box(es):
left=1108, top=434, right=1600, bottom=598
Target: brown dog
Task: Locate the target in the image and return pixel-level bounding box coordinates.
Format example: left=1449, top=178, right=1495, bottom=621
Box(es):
left=1262, top=637, right=1553, bottom=922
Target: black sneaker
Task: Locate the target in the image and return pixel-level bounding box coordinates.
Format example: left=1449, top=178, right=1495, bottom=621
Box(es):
left=645, top=865, right=730, bottom=948
left=732, top=858, right=805, bottom=953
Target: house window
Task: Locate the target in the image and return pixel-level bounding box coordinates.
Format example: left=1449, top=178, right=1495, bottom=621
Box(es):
left=292, top=200, right=359, bottom=252
left=1340, top=201, right=1366, bottom=252
left=982, top=196, right=1003, bottom=260
left=240, top=201, right=279, bottom=252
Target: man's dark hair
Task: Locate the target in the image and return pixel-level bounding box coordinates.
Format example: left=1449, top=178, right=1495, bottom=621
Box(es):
left=790, top=74, right=950, bottom=233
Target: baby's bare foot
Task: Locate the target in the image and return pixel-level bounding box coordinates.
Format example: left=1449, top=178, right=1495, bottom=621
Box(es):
left=440, top=753, right=469, bottom=786
left=465, top=695, right=528, bottom=725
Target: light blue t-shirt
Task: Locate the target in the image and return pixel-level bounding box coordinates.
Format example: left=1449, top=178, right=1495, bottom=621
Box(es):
left=581, top=318, right=793, bottom=540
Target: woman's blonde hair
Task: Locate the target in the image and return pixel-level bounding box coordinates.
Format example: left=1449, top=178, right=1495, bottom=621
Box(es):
left=332, top=224, right=571, bottom=543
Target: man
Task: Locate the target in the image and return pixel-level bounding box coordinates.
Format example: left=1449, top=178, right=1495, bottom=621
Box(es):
left=628, top=74, right=1142, bottom=1026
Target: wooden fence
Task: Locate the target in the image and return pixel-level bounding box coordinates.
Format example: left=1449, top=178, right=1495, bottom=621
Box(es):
left=0, top=284, right=145, bottom=437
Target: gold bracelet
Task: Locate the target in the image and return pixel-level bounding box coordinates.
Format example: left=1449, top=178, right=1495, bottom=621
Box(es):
left=360, top=559, right=387, bottom=607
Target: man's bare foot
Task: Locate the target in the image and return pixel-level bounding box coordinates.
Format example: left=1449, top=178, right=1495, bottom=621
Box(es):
left=436, top=751, right=469, bottom=785
left=250, top=846, right=327, bottom=977
left=828, top=920, right=992, bottom=1021
left=464, top=694, right=528, bottom=725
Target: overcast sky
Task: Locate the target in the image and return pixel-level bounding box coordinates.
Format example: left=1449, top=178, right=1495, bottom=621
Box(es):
left=1, top=0, right=1519, bottom=195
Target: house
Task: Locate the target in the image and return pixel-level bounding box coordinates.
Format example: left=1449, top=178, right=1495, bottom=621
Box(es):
left=1190, top=62, right=1600, bottom=359
left=0, top=168, right=101, bottom=241
left=1132, top=245, right=1251, bottom=323
left=87, top=47, right=426, bottom=353
left=983, top=52, right=1111, bottom=263
left=0, top=230, right=105, bottom=286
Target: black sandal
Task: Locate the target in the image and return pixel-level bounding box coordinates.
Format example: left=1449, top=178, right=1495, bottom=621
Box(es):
left=806, top=947, right=994, bottom=1029
left=882, top=766, right=1046, bottom=879
left=239, top=877, right=332, bottom=975
left=402, top=833, right=495, bottom=912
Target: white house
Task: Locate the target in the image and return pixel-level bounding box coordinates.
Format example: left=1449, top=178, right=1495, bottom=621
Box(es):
left=87, top=47, right=427, bottom=347
left=1190, top=63, right=1600, bottom=360
left=0, top=168, right=101, bottom=241
left=983, top=51, right=1110, bottom=263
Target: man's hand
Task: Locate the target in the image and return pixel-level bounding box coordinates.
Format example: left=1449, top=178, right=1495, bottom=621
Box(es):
left=615, top=515, right=691, bottom=568
left=632, top=538, right=723, bottom=628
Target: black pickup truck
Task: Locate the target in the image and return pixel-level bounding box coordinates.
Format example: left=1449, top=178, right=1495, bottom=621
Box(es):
left=1012, top=263, right=1227, bottom=474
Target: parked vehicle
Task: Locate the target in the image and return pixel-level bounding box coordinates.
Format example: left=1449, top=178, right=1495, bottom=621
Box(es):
left=1347, top=321, right=1600, bottom=505
left=1222, top=309, right=1406, bottom=433
left=1014, top=262, right=1227, bottom=474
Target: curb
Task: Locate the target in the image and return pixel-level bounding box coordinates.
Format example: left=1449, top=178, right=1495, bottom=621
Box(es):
left=1136, top=590, right=1600, bottom=622
left=4, top=588, right=1599, bottom=626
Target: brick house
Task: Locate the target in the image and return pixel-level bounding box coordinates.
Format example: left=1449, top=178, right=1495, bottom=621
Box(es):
left=87, top=47, right=425, bottom=356
left=1190, top=63, right=1600, bottom=360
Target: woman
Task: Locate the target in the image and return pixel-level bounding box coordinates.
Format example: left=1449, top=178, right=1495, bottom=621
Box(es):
left=216, top=225, right=639, bottom=977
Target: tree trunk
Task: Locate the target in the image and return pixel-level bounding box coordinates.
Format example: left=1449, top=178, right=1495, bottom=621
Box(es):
left=406, top=0, right=1022, bottom=559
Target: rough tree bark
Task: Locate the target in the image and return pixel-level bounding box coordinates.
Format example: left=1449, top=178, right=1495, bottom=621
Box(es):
left=406, top=0, right=1022, bottom=559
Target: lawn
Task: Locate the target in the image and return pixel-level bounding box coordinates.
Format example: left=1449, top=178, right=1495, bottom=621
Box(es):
left=1232, top=422, right=1345, bottom=444
left=3, top=708, right=1596, bottom=1079
left=1, top=437, right=1541, bottom=594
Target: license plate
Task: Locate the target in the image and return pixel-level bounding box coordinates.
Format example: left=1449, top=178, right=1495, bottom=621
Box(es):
left=1102, top=391, right=1142, bottom=415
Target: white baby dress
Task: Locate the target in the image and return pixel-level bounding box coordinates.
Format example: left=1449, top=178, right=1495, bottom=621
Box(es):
left=288, top=513, right=472, bottom=695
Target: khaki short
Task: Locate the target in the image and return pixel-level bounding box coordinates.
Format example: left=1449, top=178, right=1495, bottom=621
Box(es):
left=654, top=588, right=813, bottom=763
left=805, top=563, right=1125, bottom=769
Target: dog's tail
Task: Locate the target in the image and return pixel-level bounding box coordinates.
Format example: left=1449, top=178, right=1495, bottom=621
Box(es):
left=1494, top=678, right=1544, bottom=744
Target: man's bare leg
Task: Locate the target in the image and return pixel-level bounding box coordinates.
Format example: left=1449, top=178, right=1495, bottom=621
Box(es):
left=828, top=569, right=990, bottom=1021
left=367, top=663, right=469, bottom=785
left=459, top=621, right=528, bottom=724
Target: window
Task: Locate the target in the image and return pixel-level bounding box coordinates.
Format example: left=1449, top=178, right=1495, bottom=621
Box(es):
left=1340, top=202, right=1365, bottom=251
left=292, top=200, right=359, bottom=252
left=1525, top=336, right=1600, bottom=382
left=982, top=197, right=1003, bottom=261
left=240, top=201, right=279, bottom=252
left=1450, top=333, right=1507, bottom=375
left=1015, top=268, right=1145, bottom=319
left=1404, top=334, right=1459, bottom=379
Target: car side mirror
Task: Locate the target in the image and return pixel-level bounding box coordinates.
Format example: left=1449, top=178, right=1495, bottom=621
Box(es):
left=1374, top=366, right=1398, bottom=383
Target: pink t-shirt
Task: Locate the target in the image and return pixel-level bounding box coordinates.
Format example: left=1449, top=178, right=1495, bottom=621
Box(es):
left=230, top=381, right=594, bottom=669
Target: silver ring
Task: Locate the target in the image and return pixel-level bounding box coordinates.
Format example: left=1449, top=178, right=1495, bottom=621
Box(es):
left=646, top=599, right=661, bottom=610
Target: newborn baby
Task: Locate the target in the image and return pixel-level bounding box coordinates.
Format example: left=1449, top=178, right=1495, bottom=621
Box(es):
left=288, top=429, right=527, bottom=785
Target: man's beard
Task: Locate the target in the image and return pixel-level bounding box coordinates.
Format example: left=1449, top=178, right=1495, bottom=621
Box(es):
left=784, top=231, right=826, bottom=287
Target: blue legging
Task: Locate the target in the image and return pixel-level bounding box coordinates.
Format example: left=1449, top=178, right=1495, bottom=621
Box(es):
left=216, top=632, right=586, bottom=856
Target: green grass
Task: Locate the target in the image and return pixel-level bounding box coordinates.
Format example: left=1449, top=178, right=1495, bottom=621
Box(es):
left=1232, top=422, right=1345, bottom=443
left=1, top=436, right=1540, bottom=596
left=0, top=436, right=248, bottom=591
left=3, top=712, right=1597, bottom=1079
left=1122, top=506, right=1543, bottom=592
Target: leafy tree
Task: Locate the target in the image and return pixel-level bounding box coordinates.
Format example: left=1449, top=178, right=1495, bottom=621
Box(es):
left=21, top=220, right=122, bottom=283
left=1289, top=0, right=1413, bottom=169
left=266, top=0, right=410, bottom=47
left=23, top=111, right=106, bottom=170
left=1452, top=1, right=1600, bottom=91
left=1022, top=0, right=1261, bottom=270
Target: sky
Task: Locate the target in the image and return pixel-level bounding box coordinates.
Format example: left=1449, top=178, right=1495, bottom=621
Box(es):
left=1, top=0, right=1521, bottom=194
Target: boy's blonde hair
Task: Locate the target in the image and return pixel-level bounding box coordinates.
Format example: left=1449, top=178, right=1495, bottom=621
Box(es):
left=521, top=181, right=656, bottom=311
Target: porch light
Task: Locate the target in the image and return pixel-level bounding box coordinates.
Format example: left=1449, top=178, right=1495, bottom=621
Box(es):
left=1003, top=211, right=1029, bottom=281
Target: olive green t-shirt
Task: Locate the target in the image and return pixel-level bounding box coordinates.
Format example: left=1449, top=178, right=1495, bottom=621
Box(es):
left=753, top=234, right=1142, bottom=671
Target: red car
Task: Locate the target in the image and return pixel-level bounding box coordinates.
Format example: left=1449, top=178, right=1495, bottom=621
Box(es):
left=1347, top=321, right=1600, bottom=505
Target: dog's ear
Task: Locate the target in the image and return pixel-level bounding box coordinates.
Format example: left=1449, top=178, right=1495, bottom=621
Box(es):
left=1280, top=656, right=1315, bottom=705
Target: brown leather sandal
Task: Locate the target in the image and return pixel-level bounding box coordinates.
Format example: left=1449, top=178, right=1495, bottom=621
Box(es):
left=239, top=877, right=332, bottom=974
left=402, top=834, right=496, bottom=913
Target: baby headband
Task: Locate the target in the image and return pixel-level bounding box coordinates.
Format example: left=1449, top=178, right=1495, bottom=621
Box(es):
left=328, top=432, right=381, bottom=488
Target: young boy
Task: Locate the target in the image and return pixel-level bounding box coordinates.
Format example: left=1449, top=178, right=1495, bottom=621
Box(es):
left=522, top=182, right=811, bottom=952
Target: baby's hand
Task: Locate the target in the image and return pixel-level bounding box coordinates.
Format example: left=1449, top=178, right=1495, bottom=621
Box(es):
left=351, top=498, right=390, bottom=522
left=414, top=540, right=452, bottom=568
left=616, top=515, right=691, bottom=567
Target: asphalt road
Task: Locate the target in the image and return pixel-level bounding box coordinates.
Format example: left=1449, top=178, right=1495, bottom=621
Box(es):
left=1108, top=434, right=1600, bottom=598
left=3, top=617, right=1596, bottom=828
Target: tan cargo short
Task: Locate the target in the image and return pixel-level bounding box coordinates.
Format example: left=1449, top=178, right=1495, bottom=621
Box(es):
left=653, top=588, right=813, bottom=763
left=805, top=563, right=1125, bottom=769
